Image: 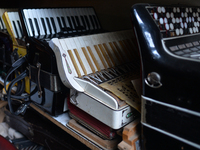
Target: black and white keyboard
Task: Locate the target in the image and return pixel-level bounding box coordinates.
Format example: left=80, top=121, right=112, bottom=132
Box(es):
left=5, top=11, right=24, bottom=39
left=20, top=7, right=102, bottom=39
left=0, top=8, right=17, bottom=31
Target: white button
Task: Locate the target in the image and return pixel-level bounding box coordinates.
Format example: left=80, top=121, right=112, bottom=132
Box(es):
left=196, top=12, right=199, bottom=17
left=180, top=22, right=184, bottom=28
left=196, top=27, right=199, bottom=32
left=175, top=28, right=180, bottom=35
left=189, top=28, right=193, bottom=34
left=193, top=12, right=196, bottom=17
left=166, top=12, right=170, bottom=18
left=189, top=8, right=192, bottom=13
left=186, top=8, right=189, bottom=13
left=184, top=22, right=188, bottom=29
left=177, top=7, right=180, bottom=13
left=180, top=28, right=184, bottom=35
left=197, top=22, right=200, bottom=27
left=173, top=7, right=176, bottom=13
left=157, top=7, right=162, bottom=13
left=179, top=17, right=182, bottom=23
left=194, top=22, right=197, bottom=27
left=172, top=18, right=176, bottom=23
left=181, top=12, right=184, bottom=18
left=198, top=8, right=200, bottom=12
left=198, top=17, right=200, bottom=21
left=161, top=7, right=166, bottom=13
left=164, top=17, right=168, bottom=23
left=176, top=18, right=180, bottom=23
left=193, top=27, right=196, bottom=33
left=186, top=17, right=189, bottom=23
left=165, top=23, right=169, bottom=30
left=159, top=18, right=164, bottom=24
left=171, top=12, right=174, bottom=18
left=189, top=17, right=192, bottom=22
left=170, top=23, right=174, bottom=30
left=192, top=17, right=195, bottom=22
left=184, top=12, right=188, bottom=18
left=153, top=13, right=158, bottom=20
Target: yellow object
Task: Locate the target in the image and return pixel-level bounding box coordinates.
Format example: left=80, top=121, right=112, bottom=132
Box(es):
left=2, top=11, right=30, bottom=94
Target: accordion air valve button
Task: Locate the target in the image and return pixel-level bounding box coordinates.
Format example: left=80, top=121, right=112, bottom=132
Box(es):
left=145, top=72, right=162, bottom=88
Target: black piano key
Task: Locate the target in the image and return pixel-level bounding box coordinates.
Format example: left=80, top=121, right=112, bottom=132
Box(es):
left=57, top=17, right=63, bottom=31
left=17, top=20, right=24, bottom=38
left=28, top=18, right=35, bottom=36
left=41, top=18, right=47, bottom=35
left=80, top=16, right=87, bottom=30
left=46, top=18, right=52, bottom=34
left=0, top=18, right=4, bottom=30
left=84, top=16, right=91, bottom=30
left=75, top=16, right=84, bottom=31
left=67, top=16, right=74, bottom=32
left=34, top=18, right=40, bottom=36
left=61, top=17, right=67, bottom=30
left=71, top=16, right=77, bottom=29
left=89, top=15, right=96, bottom=30
left=50, top=17, right=57, bottom=33
left=12, top=21, right=19, bottom=38
left=92, top=15, right=100, bottom=30
left=67, top=17, right=72, bottom=28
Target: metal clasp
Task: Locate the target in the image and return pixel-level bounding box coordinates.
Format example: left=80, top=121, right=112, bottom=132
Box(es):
left=70, top=90, right=78, bottom=105
left=37, top=62, right=43, bottom=98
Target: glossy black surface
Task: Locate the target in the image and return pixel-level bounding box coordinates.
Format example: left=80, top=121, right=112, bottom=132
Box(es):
left=0, top=32, right=14, bottom=79
left=131, top=3, right=200, bottom=150
left=142, top=126, right=198, bottom=150
left=131, top=4, right=200, bottom=113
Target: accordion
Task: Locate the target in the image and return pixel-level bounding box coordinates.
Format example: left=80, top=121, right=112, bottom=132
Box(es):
left=131, top=3, right=200, bottom=150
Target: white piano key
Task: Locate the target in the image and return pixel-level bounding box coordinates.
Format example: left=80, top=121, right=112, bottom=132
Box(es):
left=61, top=8, right=71, bottom=31
left=49, top=9, right=60, bottom=33
left=78, top=8, right=89, bottom=31
left=97, top=33, right=115, bottom=67
left=14, top=12, right=23, bottom=38
left=111, top=32, right=129, bottom=62
left=84, top=35, right=105, bottom=70
left=0, top=9, right=4, bottom=30
left=70, top=8, right=78, bottom=28
left=56, top=9, right=65, bottom=30
left=8, top=12, right=17, bottom=38
left=84, top=8, right=94, bottom=30
left=90, top=34, right=109, bottom=69
left=73, top=37, right=93, bottom=75
left=67, top=8, right=76, bottom=30
left=1, top=9, right=6, bottom=29
left=12, top=12, right=22, bottom=38
left=43, top=9, right=55, bottom=35
left=100, top=33, right=120, bottom=66
left=67, top=38, right=85, bottom=76
left=23, top=9, right=33, bottom=37
left=59, top=38, right=78, bottom=77
left=33, top=9, right=45, bottom=36
left=39, top=9, right=50, bottom=35
left=78, top=36, right=98, bottom=72
left=10, top=12, right=22, bottom=38
left=118, top=30, right=136, bottom=58
left=27, top=9, right=39, bottom=37
left=75, top=8, right=83, bottom=27
left=89, top=8, right=100, bottom=29
left=61, top=8, right=70, bottom=29
left=88, top=8, right=97, bottom=30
